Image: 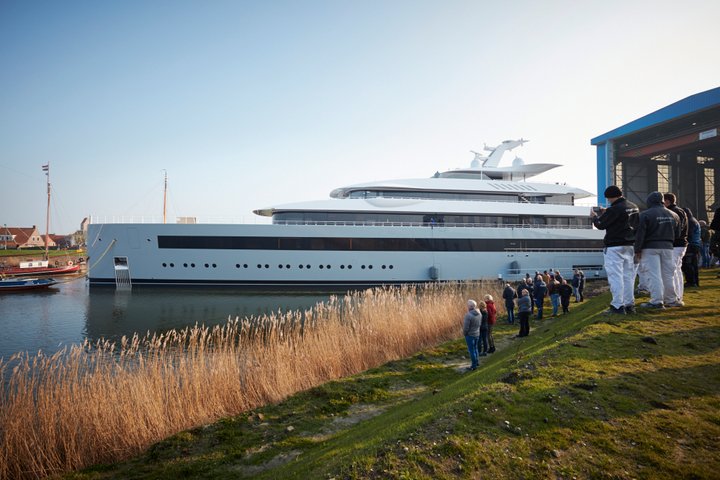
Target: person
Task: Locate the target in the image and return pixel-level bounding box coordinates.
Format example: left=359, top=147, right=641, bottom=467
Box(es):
left=634, top=191, right=680, bottom=308
left=699, top=220, right=712, bottom=268
left=533, top=275, right=547, bottom=319
left=554, top=269, right=564, bottom=283
left=711, top=209, right=720, bottom=267
left=578, top=270, right=585, bottom=301
left=477, top=300, right=489, bottom=357
left=591, top=185, right=639, bottom=314
left=517, top=289, right=532, bottom=337
left=682, top=207, right=701, bottom=287
left=462, top=300, right=481, bottom=370
left=502, top=282, right=517, bottom=324
left=548, top=277, right=561, bottom=316
left=571, top=269, right=581, bottom=302
left=663, top=193, right=688, bottom=306
left=517, top=277, right=533, bottom=313
left=559, top=279, right=573, bottom=314
left=484, top=294, right=497, bottom=353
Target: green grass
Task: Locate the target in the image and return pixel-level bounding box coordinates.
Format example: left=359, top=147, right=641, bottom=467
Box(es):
left=67, top=271, right=720, bottom=479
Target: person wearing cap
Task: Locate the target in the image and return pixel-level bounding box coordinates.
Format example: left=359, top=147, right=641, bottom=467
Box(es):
left=591, top=185, right=639, bottom=314
left=663, top=193, right=688, bottom=306
left=634, top=192, right=680, bottom=308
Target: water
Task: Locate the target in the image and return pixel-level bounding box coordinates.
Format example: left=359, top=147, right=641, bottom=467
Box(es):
left=0, top=276, right=333, bottom=360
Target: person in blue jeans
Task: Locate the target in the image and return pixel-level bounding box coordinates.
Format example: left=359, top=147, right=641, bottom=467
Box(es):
left=533, top=275, right=547, bottom=319
left=462, top=299, right=481, bottom=370
left=549, top=279, right=561, bottom=316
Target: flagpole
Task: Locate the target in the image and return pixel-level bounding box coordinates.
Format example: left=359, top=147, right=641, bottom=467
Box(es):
left=43, top=163, right=50, bottom=260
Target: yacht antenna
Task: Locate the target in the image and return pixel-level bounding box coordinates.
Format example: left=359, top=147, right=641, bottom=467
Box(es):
left=162, top=170, right=168, bottom=224
left=42, top=162, right=50, bottom=260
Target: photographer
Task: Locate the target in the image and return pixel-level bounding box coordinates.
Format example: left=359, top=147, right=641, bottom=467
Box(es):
left=591, top=185, right=639, bottom=314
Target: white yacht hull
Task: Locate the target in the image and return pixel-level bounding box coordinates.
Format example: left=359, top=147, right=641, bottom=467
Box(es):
left=87, top=223, right=606, bottom=288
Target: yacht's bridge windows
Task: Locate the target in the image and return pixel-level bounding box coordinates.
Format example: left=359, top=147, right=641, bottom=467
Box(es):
left=346, top=190, right=519, bottom=202
left=271, top=211, right=592, bottom=227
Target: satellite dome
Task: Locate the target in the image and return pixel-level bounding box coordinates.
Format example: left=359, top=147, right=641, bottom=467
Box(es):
left=512, top=156, right=525, bottom=167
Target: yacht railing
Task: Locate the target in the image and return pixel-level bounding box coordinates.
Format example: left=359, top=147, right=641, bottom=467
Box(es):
left=271, top=220, right=595, bottom=229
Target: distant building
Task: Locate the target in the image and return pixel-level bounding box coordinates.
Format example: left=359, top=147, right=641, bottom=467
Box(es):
left=1, top=226, right=62, bottom=249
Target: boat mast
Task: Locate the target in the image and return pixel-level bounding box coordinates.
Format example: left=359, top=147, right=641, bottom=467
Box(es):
left=42, top=162, right=50, bottom=260
left=162, top=170, right=167, bottom=224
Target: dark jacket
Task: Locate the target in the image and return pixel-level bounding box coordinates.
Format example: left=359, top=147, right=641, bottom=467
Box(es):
left=502, top=285, right=517, bottom=304
left=517, top=295, right=532, bottom=313
left=635, top=192, right=680, bottom=251
left=533, top=281, right=547, bottom=301
left=558, top=283, right=573, bottom=300
left=665, top=203, right=688, bottom=248
left=592, top=197, right=639, bottom=247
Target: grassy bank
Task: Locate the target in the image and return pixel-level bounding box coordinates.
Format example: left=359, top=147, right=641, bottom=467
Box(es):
left=67, top=271, right=720, bottom=479
left=0, top=282, right=501, bottom=479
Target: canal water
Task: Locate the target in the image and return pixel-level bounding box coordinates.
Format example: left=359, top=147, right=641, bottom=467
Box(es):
left=0, top=276, right=332, bottom=360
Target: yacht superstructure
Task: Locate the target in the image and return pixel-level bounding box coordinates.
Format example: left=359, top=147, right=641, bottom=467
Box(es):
left=87, top=140, right=605, bottom=288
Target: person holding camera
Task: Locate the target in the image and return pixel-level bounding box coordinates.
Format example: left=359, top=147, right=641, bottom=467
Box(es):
left=591, top=185, right=639, bottom=314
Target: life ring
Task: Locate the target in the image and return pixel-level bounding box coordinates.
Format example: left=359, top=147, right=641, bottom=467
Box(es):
left=67, top=260, right=74, bottom=266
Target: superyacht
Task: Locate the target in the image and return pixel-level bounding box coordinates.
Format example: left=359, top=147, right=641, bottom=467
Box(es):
left=87, top=140, right=605, bottom=287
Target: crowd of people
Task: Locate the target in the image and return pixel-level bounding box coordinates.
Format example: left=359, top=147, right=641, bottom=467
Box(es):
left=461, top=187, right=719, bottom=369
left=463, top=268, right=585, bottom=369
left=591, top=186, right=718, bottom=312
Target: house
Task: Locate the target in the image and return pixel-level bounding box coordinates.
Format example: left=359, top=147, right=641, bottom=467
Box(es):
left=1, top=226, right=54, bottom=249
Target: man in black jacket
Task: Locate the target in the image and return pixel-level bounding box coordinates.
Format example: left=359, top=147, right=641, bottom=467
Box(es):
left=635, top=191, right=680, bottom=308
left=591, top=185, right=639, bottom=314
left=663, top=193, right=688, bottom=306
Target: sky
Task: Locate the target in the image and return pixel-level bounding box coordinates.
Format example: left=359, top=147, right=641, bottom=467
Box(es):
left=1, top=0, right=719, bottom=234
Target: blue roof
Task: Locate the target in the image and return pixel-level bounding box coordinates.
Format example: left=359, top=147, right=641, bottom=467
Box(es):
left=591, top=86, right=720, bottom=145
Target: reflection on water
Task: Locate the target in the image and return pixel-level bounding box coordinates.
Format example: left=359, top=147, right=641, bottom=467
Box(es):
left=0, top=277, right=333, bottom=359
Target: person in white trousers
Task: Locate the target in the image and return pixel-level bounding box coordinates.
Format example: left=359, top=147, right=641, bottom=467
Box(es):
left=635, top=192, right=681, bottom=308
left=591, top=186, right=639, bottom=314
left=663, top=193, right=688, bottom=307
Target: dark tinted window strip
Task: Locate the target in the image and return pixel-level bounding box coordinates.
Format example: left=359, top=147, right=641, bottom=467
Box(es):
left=158, top=236, right=603, bottom=252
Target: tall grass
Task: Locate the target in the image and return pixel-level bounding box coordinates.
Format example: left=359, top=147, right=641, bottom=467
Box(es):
left=0, top=281, right=500, bottom=479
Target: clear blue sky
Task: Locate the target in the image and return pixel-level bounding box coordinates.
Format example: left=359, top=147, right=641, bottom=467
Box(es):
left=2, top=0, right=719, bottom=233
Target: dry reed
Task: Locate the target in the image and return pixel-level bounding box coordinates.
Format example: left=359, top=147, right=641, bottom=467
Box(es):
left=0, top=281, right=500, bottom=479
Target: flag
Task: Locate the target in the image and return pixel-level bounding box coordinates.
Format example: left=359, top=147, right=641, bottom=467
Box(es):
left=42, top=164, right=49, bottom=172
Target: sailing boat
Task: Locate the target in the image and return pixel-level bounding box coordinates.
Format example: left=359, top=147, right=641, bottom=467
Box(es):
left=0, top=163, right=80, bottom=277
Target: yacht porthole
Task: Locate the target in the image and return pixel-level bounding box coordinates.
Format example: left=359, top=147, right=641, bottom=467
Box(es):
left=368, top=265, right=373, bottom=269
left=204, top=263, right=209, bottom=268
left=348, top=265, right=352, bottom=269
left=279, top=264, right=283, bottom=269
left=299, top=265, right=304, bottom=269
left=244, top=264, right=248, bottom=268
left=389, top=265, right=394, bottom=269
left=382, top=265, right=386, bottom=269
left=191, top=263, right=195, bottom=268
left=162, top=263, right=167, bottom=267
left=236, top=264, right=240, bottom=268
left=257, top=264, right=262, bottom=269
left=264, top=264, right=269, bottom=269
left=361, top=265, right=366, bottom=269
left=183, top=263, right=188, bottom=268
left=319, top=265, right=324, bottom=269
left=170, top=263, right=175, bottom=267
left=340, top=265, right=345, bottom=269
left=306, top=264, right=311, bottom=269
left=212, top=263, right=217, bottom=268
left=286, top=264, right=290, bottom=269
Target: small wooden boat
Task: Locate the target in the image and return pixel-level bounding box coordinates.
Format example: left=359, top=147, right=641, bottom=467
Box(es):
left=0, top=277, right=58, bottom=292
left=0, top=260, right=80, bottom=277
